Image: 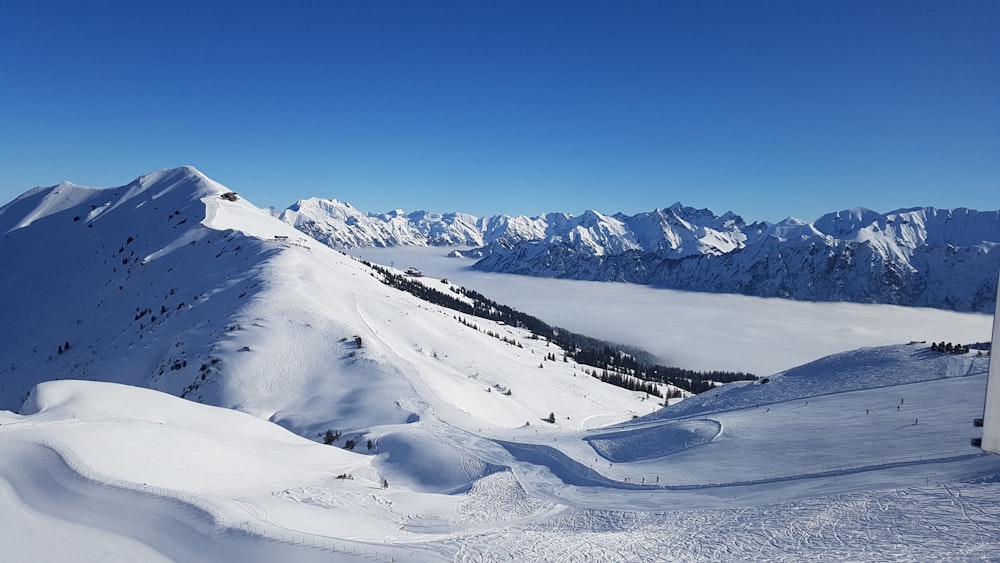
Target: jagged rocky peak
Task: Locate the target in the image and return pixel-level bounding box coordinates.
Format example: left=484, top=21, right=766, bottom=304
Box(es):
left=663, top=201, right=721, bottom=222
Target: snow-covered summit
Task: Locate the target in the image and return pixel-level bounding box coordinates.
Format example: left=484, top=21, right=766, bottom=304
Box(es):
left=281, top=197, right=486, bottom=248
left=0, top=166, right=226, bottom=233
left=281, top=194, right=1000, bottom=311
left=280, top=199, right=751, bottom=259
left=768, top=216, right=826, bottom=242
left=0, top=167, right=667, bottom=492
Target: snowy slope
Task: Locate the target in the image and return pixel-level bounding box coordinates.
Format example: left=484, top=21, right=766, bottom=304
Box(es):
left=0, top=166, right=270, bottom=406
left=0, top=166, right=662, bottom=489
left=2, top=343, right=999, bottom=561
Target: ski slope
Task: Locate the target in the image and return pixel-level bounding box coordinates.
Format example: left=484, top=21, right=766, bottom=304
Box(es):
left=2, top=343, right=999, bottom=561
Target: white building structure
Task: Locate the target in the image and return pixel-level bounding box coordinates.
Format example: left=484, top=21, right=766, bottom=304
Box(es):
left=981, top=278, right=1000, bottom=454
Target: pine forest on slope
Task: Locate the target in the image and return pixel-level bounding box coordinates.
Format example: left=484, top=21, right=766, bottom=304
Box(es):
left=357, top=259, right=755, bottom=394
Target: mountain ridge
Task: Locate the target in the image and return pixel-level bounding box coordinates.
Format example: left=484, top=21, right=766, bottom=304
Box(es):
left=280, top=198, right=1000, bottom=312
left=0, top=166, right=668, bottom=477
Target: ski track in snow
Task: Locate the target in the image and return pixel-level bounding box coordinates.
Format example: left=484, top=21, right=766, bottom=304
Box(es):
left=17, top=374, right=1000, bottom=562
left=440, top=482, right=1000, bottom=562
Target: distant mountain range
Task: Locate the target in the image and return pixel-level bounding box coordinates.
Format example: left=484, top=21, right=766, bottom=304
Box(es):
left=280, top=199, right=1000, bottom=312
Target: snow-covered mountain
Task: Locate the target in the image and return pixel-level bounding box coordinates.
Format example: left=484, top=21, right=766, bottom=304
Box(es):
left=281, top=199, right=754, bottom=257
left=0, top=166, right=667, bottom=486
left=281, top=197, right=488, bottom=248
left=282, top=199, right=1000, bottom=312
left=3, top=167, right=1000, bottom=560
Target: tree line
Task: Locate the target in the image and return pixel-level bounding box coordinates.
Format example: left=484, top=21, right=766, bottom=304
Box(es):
left=359, top=260, right=756, bottom=394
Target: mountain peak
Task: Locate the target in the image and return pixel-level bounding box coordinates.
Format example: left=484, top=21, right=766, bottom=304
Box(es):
left=768, top=216, right=824, bottom=241
left=129, top=165, right=227, bottom=198
left=813, top=207, right=882, bottom=237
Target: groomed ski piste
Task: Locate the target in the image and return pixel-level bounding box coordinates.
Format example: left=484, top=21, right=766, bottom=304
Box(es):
left=3, top=344, right=999, bottom=561
left=1, top=167, right=999, bottom=561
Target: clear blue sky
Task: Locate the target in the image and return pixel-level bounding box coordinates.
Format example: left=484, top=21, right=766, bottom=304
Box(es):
left=1, top=0, right=997, bottom=222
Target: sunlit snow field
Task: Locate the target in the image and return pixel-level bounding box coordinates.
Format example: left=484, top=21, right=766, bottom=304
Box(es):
left=4, top=345, right=999, bottom=562
left=1, top=172, right=998, bottom=562
left=351, top=246, right=994, bottom=376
